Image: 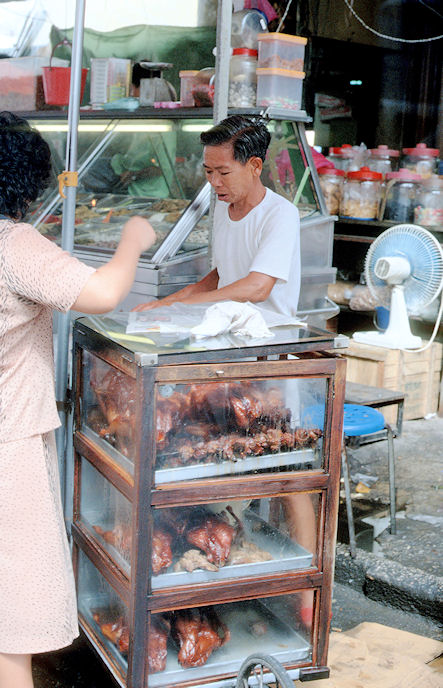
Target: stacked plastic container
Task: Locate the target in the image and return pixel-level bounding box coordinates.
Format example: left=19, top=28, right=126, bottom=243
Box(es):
left=256, top=33, right=307, bottom=110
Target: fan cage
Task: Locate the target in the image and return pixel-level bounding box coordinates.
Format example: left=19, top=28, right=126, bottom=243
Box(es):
left=365, top=224, right=443, bottom=313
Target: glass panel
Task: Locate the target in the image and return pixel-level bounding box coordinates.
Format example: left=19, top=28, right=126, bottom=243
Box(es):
left=147, top=592, right=313, bottom=685
left=263, top=120, right=320, bottom=219
left=33, top=117, right=212, bottom=258
left=81, top=350, right=136, bottom=472
left=151, top=494, right=320, bottom=589
left=77, top=548, right=129, bottom=676
left=155, top=378, right=326, bottom=483
left=78, top=456, right=132, bottom=574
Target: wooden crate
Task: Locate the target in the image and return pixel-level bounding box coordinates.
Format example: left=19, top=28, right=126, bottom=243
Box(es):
left=341, top=340, right=443, bottom=422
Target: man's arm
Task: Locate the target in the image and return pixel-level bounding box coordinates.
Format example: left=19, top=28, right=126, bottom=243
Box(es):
left=132, top=268, right=220, bottom=311
left=180, top=271, right=276, bottom=305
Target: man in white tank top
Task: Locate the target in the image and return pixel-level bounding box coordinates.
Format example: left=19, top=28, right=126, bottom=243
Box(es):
left=134, top=115, right=300, bottom=315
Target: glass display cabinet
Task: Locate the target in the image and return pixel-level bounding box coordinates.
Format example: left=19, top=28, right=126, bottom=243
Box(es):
left=29, top=107, right=337, bottom=323
left=72, top=315, right=346, bottom=688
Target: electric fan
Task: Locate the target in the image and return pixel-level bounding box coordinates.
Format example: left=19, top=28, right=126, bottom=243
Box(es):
left=353, top=224, right=443, bottom=349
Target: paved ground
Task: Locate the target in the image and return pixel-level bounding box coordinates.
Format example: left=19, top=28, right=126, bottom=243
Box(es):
left=32, top=417, right=443, bottom=686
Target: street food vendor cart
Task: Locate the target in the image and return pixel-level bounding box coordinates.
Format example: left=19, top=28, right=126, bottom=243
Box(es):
left=72, top=315, right=346, bottom=687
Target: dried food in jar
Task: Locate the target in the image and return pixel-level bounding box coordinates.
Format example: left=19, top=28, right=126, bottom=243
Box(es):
left=318, top=167, right=344, bottom=215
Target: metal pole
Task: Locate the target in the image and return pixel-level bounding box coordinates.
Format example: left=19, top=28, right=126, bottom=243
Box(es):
left=55, top=0, right=86, bottom=509
left=209, top=0, right=232, bottom=265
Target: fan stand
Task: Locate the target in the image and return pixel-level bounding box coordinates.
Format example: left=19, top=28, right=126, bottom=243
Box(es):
left=353, top=285, right=422, bottom=349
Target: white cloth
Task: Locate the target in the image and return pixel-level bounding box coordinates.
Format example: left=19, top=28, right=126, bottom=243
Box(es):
left=212, top=187, right=300, bottom=317
left=190, top=301, right=274, bottom=339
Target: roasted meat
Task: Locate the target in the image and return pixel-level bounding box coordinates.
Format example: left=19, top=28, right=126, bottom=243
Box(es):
left=156, top=392, right=191, bottom=447
left=92, top=611, right=129, bottom=655
left=186, top=510, right=237, bottom=567
left=93, top=524, right=132, bottom=558
left=148, top=615, right=170, bottom=674
left=174, top=549, right=219, bottom=573
left=152, top=528, right=173, bottom=575
left=90, top=367, right=136, bottom=456
left=171, top=608, right=230, bottom=668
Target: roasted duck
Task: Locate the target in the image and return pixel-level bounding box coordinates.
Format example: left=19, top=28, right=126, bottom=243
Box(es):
left=171, top=608, right=230, bottom=668
left=148, top=616, right=171, bottom=673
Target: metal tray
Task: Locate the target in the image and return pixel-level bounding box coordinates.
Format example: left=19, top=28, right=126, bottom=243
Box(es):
left=149, top=599, right=311, bottom=687
left=152, top=509, right=313, bottom=590
left=155, top=447, right=318, bottom=484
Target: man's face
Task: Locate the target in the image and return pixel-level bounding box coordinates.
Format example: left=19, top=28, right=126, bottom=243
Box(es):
left=203, top=143, right=262, bottom=204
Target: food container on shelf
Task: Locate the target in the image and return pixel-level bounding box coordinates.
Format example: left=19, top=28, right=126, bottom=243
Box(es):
left=401, top=143, right=439, bottom=178
left=228, top=48, right=258, bottom=107
left=381, top=168, right=421, bottom=223
left=367, top=145, right=399, bottom=176
left=231, top=9, right=268, bottom=49
left=414, top=175, right=443, bottom=227
left=326, top=144, right=355, bottom=172
left=191, top=67, right=215, bottom=107
left=256, top=67, right=304, bottom=110
left=179, top=70, right=199, bottom=107
left=257, top=32, right=307, bottom=70
left=318, top=166, right=345, bottom=215
left=340, top=166, right=383, bottom=220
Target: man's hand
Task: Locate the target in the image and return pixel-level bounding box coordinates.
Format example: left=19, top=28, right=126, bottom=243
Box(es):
left=132, top=299, right=170, bottom=312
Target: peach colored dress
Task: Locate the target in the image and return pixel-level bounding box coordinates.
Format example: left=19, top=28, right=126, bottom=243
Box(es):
left=0, top=219, right=95, bottom=653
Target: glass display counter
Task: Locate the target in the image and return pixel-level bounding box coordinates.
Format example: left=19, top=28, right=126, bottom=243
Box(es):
left=72, top=315, right=346, bottom=688
left=28, top=108, right=337, bottom=321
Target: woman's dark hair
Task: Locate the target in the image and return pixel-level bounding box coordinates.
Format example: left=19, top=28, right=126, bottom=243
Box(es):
left=0, top=111, right=52, bottom=219
left=200, top=115, right=271, bottom=163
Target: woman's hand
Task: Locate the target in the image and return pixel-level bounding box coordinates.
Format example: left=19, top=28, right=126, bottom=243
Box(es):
left=122, top=216, right=156, bottom=254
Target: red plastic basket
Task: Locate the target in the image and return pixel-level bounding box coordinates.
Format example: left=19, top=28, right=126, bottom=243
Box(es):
left=42, top=40, right=88, bottom=106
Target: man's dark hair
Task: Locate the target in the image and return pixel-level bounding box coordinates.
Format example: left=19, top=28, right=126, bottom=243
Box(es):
left=200, top=115, right=271, bottom=163
left=0, top=111, right=52, bottom=219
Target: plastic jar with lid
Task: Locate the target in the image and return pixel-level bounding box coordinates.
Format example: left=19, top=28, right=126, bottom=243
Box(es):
left=381, top=168, right=421, bottom=223
left=340, top=166, right=383, bottom=220
left=318, top=166, right=345, bottom=215
left=228, top=48, right=258, bottom=107
left=327, top=144, right=355, bottom=172
left=368, top=145, right=399, bottom=176
left=414, top=175, right=443, bottom=226
left=179, top=70, right=199, bottom=107
left=401, top=143, right=439, bottom=178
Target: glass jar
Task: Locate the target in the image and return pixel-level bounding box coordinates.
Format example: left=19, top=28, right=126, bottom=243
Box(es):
left=229, top=48, right=258, bottom=107
left=382, top=168, right=421, bottom=223
left=368, top=145, right=399, bottom=176
left=327, top=145, right=354, bottom=172
left=318, top=166, right=345, bottom=215
left=401, top=143, right=439, bottom=178
left=340, top=166, right=383, bottom=220
left=414, top=175, right=443, bottom=227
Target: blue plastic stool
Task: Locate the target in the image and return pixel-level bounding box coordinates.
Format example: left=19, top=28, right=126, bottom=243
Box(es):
left=304, top=404, right=397, bottom=557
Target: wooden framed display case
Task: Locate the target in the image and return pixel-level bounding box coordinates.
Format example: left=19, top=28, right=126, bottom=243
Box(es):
left=28, top=107, right=338, bottom=324
left=72, top=315, right=346, bottom=688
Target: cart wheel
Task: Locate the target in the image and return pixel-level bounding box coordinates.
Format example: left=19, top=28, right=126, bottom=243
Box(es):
left=235, top=653, right=295, bottom=688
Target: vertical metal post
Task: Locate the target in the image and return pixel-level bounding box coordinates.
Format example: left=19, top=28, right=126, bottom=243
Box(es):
left=213, top=0, right=232, bottom=125
left=55, top=0, right=86, bottom=509
left=208, top=0, right=232, bottom=266
left=386, top=424, right=397, bottom=534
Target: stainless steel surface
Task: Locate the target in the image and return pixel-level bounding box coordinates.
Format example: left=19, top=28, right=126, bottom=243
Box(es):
left=155, top=447, right=318, bottom=485
left=151, top=510, right=313, bottom=589
left=149, top=601, right=310, bottom=688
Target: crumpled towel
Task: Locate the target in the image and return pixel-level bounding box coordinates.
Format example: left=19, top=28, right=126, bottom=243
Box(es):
left=190, top=301, right=274, bottom=339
